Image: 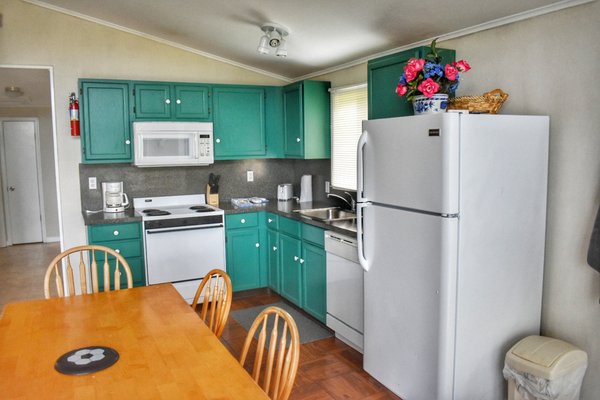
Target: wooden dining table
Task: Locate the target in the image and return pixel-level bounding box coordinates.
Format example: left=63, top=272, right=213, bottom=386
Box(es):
left=0, top=283, right=269, bottom=399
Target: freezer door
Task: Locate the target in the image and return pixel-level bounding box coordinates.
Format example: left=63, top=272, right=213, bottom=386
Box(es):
left=362, top=204, right=458, bottom=400
left=359, top=114, right=460, bottom=214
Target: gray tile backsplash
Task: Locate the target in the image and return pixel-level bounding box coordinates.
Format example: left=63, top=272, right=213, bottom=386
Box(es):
left=79, top=159, right=331, bottom=212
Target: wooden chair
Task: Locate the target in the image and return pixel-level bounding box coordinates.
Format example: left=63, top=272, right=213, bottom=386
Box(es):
left=191, top=269, right=232, bottom=338
left=44, top=245, right=133, bottom=299
left=239, top=306, right=300, bottom=400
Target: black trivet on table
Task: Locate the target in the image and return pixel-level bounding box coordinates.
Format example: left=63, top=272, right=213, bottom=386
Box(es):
left=54, top=346, right=119, bottom=375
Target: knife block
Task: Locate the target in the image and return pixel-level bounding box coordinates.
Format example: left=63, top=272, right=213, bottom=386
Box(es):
left=206, top=185, right=219, bottom=207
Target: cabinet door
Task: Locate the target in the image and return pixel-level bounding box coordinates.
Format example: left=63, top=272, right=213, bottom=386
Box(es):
left=368, top=49, right=421, bottom=120
left=280, top=233, right=302, bottom=306
left=226, top=228, right=261, bottom=291
left=80, top=81, right=132, bottom=163
left=213, top=87, right=266, bottom=158
left=87, top=222, right=145, bottom=289
left=302, top=242, right=327, bottom=322
left=173, top=85, right=211, bottom=120
left=134, top=83, right=172, bottom=119
left=267, top=229, right=280, bottom=291
left=368, top=47, right=456, bottom=120
left=283, top=83, right=303, bottom=157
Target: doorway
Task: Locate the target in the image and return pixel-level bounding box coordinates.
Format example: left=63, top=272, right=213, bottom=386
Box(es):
left=0, top=119, right=45, bottom=244
left=0, top=66, right=61, bottom=249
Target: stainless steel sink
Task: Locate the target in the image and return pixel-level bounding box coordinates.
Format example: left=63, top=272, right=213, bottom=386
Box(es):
left=293, top=207, right=356, bottom=222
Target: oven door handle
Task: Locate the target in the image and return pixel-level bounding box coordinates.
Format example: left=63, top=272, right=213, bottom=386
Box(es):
left=146, top=224, right=223, bottom=234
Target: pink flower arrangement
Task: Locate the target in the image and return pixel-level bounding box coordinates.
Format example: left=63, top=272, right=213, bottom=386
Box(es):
left=396, top=39, right=471, bottom=101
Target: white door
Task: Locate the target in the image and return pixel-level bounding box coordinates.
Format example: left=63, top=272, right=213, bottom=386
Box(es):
left=361, top=203, right=458, bottom=400
left=1, top=120, right=43, bottom=244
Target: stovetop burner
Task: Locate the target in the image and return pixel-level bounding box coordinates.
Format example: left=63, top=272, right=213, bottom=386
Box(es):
left=190, top=205, right=213, bottom=213
left=143, top=209, right=171, bottom=216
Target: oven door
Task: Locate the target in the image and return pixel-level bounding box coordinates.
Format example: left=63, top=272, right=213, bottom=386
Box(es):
left=144, top=224, right=225, bottom=284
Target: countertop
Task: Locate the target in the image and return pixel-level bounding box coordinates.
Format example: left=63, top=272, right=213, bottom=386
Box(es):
left=83, top=198, right=357, bottom=237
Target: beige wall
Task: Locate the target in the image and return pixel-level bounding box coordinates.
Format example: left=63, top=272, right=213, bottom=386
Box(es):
left=0, top=0, right=286, bottom=250
left=317, top=2, right=600, bottom=397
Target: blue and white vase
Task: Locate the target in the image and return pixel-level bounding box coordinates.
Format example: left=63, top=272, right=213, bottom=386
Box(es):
left=412, top=94, right=449, bottom=115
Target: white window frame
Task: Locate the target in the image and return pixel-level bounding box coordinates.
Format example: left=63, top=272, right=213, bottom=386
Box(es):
left=330, top=83, right=368, bottom=191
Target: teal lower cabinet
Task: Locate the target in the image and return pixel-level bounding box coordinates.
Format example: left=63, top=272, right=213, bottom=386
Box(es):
left=302, top=243, right=326, bottom=322
left=279, top=233, right=303, bottom=305
left=225, top=213, right=265, bottom=291
left=87, top=222, right=145, bottom=290
left=270, top=216, right=327, bottom=322
left=267, top=228, right=280, bottom=291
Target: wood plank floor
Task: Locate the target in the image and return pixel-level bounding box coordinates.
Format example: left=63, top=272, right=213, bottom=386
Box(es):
left=221, top=288, right=401, bottom=400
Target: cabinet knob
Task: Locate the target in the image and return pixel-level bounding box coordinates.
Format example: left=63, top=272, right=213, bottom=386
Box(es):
left=272, top=246, right=277, bottom=251
left=255, top=243, right=260, bottom=248
left=115, top=249, right=120, bottom=254
left=296, top=137, right=301, bottom=143
left=125, top=139, right=131, bottom=145
left=241, top=218, right=246, bottom=223
left=176, top=99, right=181, bottom=104
left=113, top=230, right=119, bottom=236
left=299, top=258, right=305, bottom=264
left=294, top=256, right=299, bottom=261
left=268, top=218, right=273, bottom=223
left=216, top=138, right=221, bottom=143
left=165, top=99, right=171, bottom=104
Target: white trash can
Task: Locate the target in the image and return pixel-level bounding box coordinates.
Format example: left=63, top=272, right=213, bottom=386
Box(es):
left=503, top=335, right=588, bottom=400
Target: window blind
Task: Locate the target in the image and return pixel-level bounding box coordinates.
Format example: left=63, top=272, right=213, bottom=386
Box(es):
left=330, top=83, right=367, bottom=190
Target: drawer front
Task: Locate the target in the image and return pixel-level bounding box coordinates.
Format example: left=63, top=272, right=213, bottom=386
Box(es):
left=279, top=217, right=301, bottom=238
left=89, top=223, right=141, bottom=242
left=265, top=212, right=279, bottom=230
left=226, top=212, right=259, bottom=229
left=302, top=224, right=325, bottom=247
left=93, top=239, right=143, bottom=259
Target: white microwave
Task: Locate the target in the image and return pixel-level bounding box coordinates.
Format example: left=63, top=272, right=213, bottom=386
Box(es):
left=133, top=121, right=214, bottom=167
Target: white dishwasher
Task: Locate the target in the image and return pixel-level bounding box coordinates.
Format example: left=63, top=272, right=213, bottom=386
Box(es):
left=325, top=231, right=364, bottom=352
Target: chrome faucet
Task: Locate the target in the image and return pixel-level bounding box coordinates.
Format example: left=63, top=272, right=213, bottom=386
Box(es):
left=327, top=191, right=356, bottom=212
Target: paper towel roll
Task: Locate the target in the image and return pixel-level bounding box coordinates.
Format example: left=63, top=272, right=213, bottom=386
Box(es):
left=300, top=175, right=312, bottom=203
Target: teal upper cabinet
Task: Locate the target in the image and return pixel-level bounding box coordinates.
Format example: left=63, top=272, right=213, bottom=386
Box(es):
left=213, top=86, right=266, bottom=159
left=283, top=80, right=331, bottom=159
left=368, top=46, right=455, bottom=119
left=80, top=79, right=132, bottom=163
left=132, top=82, right=211, bottom=120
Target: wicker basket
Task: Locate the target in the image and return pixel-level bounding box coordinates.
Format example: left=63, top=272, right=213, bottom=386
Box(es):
left=447, top=89, right=509, bottom=114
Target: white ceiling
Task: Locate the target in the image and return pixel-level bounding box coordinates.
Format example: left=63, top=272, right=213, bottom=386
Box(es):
left=5, top=0, right=587, bottom=109
left=23, top=0, right=591, bottom=81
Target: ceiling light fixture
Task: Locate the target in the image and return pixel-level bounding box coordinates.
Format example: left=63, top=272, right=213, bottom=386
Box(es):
left=4, top=86, right=24, bottom=98
left=257, top=23, right=290, bottom=58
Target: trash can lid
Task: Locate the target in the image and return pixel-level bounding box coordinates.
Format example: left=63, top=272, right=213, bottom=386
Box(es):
left=505, top=335, right=588, bottom=380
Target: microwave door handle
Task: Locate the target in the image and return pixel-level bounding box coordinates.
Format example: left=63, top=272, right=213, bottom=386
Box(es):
left=194, top=134, right=199, bottom=159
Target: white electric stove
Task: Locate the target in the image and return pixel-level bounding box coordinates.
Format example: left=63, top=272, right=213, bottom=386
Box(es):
left=134, top=194, right=225, bottom=303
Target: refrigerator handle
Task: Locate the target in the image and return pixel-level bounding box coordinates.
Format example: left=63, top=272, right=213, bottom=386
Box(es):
left=357, top=130, right=368, bottom=202
left=356, top=201, right=371, bottom=271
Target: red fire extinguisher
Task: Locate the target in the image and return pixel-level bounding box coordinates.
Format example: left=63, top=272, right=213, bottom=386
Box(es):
left=69, top=92, right=80, bottom=137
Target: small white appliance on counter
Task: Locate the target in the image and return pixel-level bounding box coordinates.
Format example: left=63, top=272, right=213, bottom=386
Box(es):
left=357, top=113, right=549, bottom=400
left=134, top=194, right=225, bottom=303
left=102, top=181, right=129, bottom=213
left=325, top=231, right=363, bottom=352
left=133, top=121, right=213, bottom=167
left=277, top=183, right=293, bottom=201
left=299, top=175, right=312, bottom=203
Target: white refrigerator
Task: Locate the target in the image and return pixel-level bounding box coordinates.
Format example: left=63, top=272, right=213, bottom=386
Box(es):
left=356, top=113, right=549, bottom=400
